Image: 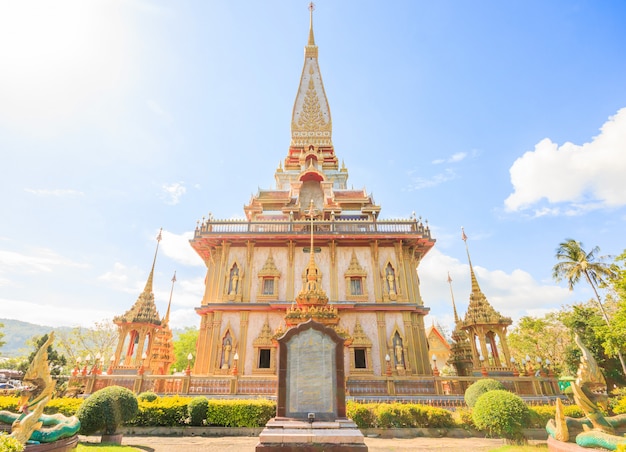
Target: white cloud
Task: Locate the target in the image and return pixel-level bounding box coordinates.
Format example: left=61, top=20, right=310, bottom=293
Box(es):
left=505, top=108, right=626, bottom=213
left=24, top=188, right=84, bottom=197
left=419, top=248, right=572, bottom=333
left=432, top=152, right=468, bottom=165
left=405, top=168, right=456, bottom=191
left=0, top=248, right=87, bottom=277
left=161, top=182, right=187, bottom=205
left=98, top=262, right=131, bottom=284
left=160, top=230, right=204, bottom=267
left=0, top=298, right=115, bottom=328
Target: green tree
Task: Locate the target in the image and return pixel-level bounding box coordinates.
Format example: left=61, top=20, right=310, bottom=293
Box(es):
left=172, top=327, right=198, bottom=373
left=0, top=322, right=5, bottom=350
left=507, top=313, right=570, bottom=376
left=55, top=320, right=118, bottom=370
left=559, top=301, right=625, bottom=387
left=552, top=238, right=625, bottom=375
left=603, top=251, right=626, bottom=358
left=18, top=333, right=68, bottom=378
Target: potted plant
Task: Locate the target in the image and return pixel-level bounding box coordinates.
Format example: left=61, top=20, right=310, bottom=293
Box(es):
left=76, top=385, right=138, bottom=444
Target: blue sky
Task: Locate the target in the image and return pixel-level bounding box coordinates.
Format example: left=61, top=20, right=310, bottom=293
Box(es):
left=1, top=1, right=625, bottom=334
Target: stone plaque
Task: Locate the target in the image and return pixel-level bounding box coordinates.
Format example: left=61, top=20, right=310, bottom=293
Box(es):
left=276, top=319, right=346, bottom=421
left=286, top=328, right=335, bottom=414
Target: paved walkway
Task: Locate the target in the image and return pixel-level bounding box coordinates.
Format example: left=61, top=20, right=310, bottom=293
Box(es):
left=81, top=435, right=546, bottom=451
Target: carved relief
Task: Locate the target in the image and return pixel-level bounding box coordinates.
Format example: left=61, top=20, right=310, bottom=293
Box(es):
left=224, top=261, right=243, bottom=302
left=389, top=325, right=409, bottom=376
left=217, top=325, right=237, bottom=373
left=382, top=261, right=399, bottom=302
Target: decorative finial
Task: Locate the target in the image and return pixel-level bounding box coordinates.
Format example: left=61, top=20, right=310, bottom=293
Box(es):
left=307, top=2, right=316, bottom=46
left=156, top=227, right=163, bottom=242
left=461, top=226, right=467, bottom=242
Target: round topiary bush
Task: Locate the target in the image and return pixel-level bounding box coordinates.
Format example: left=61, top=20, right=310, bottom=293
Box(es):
left=472, top=390, right=530, bottom=444
left=138, top=391, right=159, bottom=402
left=76, top=386, right=139, bottom=435
left=188, top=397, right=209, bottom=426
left=464, top=378, right=506, bottom=408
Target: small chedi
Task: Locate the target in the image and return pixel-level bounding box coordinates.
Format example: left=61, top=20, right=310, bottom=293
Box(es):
left=0, top=333, right=80, bottom=448
left=547, top=334, right=626, bottom=450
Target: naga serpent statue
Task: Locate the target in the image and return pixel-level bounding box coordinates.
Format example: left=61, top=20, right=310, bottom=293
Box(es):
left=547, top=333, right=626, bottom=450
left=0, top=333, right=80, bottom=445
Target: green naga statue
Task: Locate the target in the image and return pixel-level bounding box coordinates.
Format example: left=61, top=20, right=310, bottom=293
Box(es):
left=0, top=333, right=80, bottom=444
left=547, top=334, right=626, bottom=450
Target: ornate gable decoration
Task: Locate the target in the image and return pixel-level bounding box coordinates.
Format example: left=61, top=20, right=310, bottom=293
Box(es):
left=351, top=319, right=372, bottom=347
left=257, top=252, right=281, bottom=301
left=344, top=251, right=368, bottom=302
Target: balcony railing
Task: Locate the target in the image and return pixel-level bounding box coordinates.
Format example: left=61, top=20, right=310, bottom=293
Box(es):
left=194, top=219, right=432, bottom=239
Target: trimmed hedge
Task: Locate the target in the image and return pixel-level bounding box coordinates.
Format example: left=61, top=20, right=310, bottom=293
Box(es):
left=131, top=396, right=191, bottom=427
left=345, top=401, right=454, bottom=429
left=205, top=400, right=275, bottom=427
left=188, top=397, right=209, bottom=426
left=76, top=386, right=139, bottom=435
left=472, top=390, right=530, bottom=444
left=0, top=433, right=24, bottom=452
left=464, top=379, right=506, bottom=408
left=138, top=391, right=159, bottom=402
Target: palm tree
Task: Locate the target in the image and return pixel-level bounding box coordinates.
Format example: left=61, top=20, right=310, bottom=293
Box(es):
left=552, top=238, right=626, bottom=375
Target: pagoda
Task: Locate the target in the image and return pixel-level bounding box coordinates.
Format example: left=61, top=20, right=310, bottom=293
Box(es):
left=190, top=5, right=436, bottom=390
left=457, top=229, right=514, bottom=376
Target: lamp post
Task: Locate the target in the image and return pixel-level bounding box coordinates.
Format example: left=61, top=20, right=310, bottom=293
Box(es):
left=536, top=356, right=543, bottom=377
left=107, top=355, right=115, bottom=375
left=431, top=354, right=439, bottom=376
left=385, top=354, right=392, bottom=376
left=511, top=357, right=519, bottom=377
left=73, top=357, right=81, bottom=377
left=138, top=352, right=147, bottom=375
left=232, top=352, right=239, bottom=376
left=83, top=354, right=91, bottom=376
left=186, top=353, right=193, bottom=376
left=479, top=354, right=487, bottom=377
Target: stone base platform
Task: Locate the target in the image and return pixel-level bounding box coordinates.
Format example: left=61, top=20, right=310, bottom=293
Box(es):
left=256, top=419, right=368, bottom=452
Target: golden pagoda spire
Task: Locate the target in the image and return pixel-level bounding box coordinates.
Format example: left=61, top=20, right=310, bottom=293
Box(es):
left=163, top=271, right=176, bottom=326
left=291, top=3, right=332, bottom=147
left=307, top=2, right=316, bottom=47
left=460, top=227, right=511, bottom=327
left=447, top=272, right=459, bottom=323
left=144, top=228, right=162, bottom=293
left=461, top=227, right=482, bottom=296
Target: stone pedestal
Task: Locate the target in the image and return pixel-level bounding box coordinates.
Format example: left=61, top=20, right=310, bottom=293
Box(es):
left=256, top=419, right=367, bottom=451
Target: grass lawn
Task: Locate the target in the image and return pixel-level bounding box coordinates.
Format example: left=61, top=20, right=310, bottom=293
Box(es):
left=489, top=445, right=548, bottom=451
left=77, top=444, right=143, bottom=451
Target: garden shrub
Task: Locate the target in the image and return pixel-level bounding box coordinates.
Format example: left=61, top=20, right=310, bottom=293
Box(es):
left=0, top=433, right=24, bottom=452
left=76, top=386, right=138, bottom=435
left=374, top=403, right=412, bottom=428
left=464, top=378, right=506, bottom=408
left=43, top=397, right=83, bottom=416
left=0, top=396, right=18, bottom=412
left=472, top=390, right=530, bottom=444
left=188, top=397, right=209, bottom=426
left=454, top=407, right=476, bottom=430
left=131, top=396, right=190, bottom=427
left=346, top=402, right=377, bottom=429
left=612, top=396, right=626, bottom=415
left=205, top=399, right=275, bottom=427
left=137, top=391, right=159, bottom=402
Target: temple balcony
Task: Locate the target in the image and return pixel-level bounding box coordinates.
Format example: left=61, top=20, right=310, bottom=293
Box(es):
left=191, top=218, right=435, bottom=259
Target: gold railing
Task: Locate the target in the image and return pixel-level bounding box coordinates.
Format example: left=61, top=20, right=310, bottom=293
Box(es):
left=72, top=373, right=560, bottom=403
left=194, top=219, right=432, bottom=238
